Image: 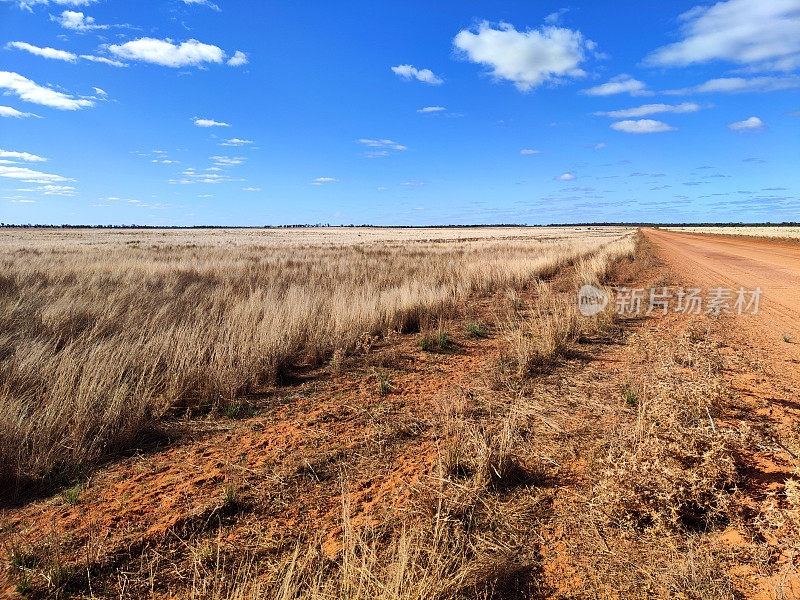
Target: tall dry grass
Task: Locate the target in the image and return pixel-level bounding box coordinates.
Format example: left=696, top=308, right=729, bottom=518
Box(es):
left=0, top=227, right=631, bottom=488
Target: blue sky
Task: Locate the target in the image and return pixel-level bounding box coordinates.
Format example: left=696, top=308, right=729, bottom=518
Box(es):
left=1, top=0, right=798, bottom=226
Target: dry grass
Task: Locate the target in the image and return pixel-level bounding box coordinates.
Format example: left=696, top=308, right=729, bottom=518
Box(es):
left=0, top=226, right=631, bottom=490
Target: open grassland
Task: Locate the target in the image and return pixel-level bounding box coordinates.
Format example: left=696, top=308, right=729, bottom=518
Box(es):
left=4, top=231, right=800, bottom=599
left=0, top=226, right=631, bottom=490
left=666, top=225, right=800, bottom=240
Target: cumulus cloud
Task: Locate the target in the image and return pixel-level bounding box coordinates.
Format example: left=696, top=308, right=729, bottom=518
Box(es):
left=417, top=106, right=446, bottom=113
left=0, top=165, right=70, bottom=183
left=81, top=55, right=127, bottom=67
left=391, top=64, right=443, bottom=85
left=0, top=149, right=47, bottom=162
left=554, top=173, right=576, bottom=180
left=182, top=0, right=220, bottom=10
left=227, top=50, right=247, bottom=66
left=6, top=41, right=76, bottom=61
left=220, top=138, right=253, bottom=146
left=664, top=75, right=800, bottom=94
left=520, top=149, right=541, bottom=154
left=193, top=117, right=230, bottom=127
left=453, top=21, right=595, bottom=91
left=728, top=116, right=766, bottom=132
left=594, top=102, right=703, bottom=118
left=0, top=105, right=40, bottom=118
left=610, top=119, right=676, bottom=133
left=645, top=0, right=800, bottom=71
left=581, top=74, right=650, bottom=96
left=109, top=38, right=227, bottom=68
left=0, top=71, right=93, bottom=110
left=52, top=10, right=106, bottom=31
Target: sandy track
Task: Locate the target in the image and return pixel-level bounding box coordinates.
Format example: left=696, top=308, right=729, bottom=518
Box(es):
left=642, top=228, right=800, bottom=349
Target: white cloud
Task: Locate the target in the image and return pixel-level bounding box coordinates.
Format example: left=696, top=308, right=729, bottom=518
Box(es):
left=581, top=74, right=650, bottom=96
left=210, top=155, right=245, bottom=166
left=193, top=117, right=230, bottom=127
left=593, top=143, right=607, bottom=150
left=182, top=0, right=220, bottom=10
left=520, top=149, right=541, bottom=154
left=0, top=71, right=93, bottom=110
left=81, top=55, right=127, bottom=67
left=227, top=51, right=247, bottom=67
left=544, top=8, right=569, bottom=24
left=728, top=116, right=766, bottom=131
left=610, top=119, right=676, bottom=133
left=453, top=21, right=595, bottom=91
left=7, top=0, right=96, bottom=8
left=400, top=179, right=424, bottom=186
left=52, top=10, right=106, bottom=31
left=310, top=177, right=338, bottom=185
left=594, top=102, right=703, bottom=118
left=356, top=138, right=406, bottom=157
left=645, top=0, right=800, bottom=71
left=0, top=149, right=46, bottom=162
left=92, top=86, right=106, bottom=96
left=0, top=165, right=70, bottom=183
left=417, top=106, right=446, bottom=113
left=0, top=105, right=40, bottom=118
left=220, top=138, right=253, bottom=146
left=554, top=173, right=575, bottom=181
left=17, top=184, right=76, bottom=196
left=357, top=138, right=406, bottom=150
left=242, top=186, right=261, bottom=191
left=6, top=41, right=76, bottom=61
left=664, top=75, right=800, bottom=94
left=391, top=64, right=443, bottom=85
left=109, top=38, right=226, bottom=68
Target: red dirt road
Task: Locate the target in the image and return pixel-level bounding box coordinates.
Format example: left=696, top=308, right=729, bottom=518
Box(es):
left=642, top=228, right=800, bottom=351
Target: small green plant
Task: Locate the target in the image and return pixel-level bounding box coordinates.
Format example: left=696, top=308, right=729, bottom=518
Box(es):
left=46, top=561, right=71, bottom=590
left=15, top=571, right=32, bottom=595
left=222, top=482, right=238, bottom=508
left=466, top=322, right=485, bottom=338
left=783, top=333, right=792, bottom=343
left=621, top=385, right=638, bottom=407
left=61, top=483, right=81, bottom=505
left=419, top=335, right=435, bottom=351
left=377, top=371, right=392, bottom=396
left=437, top=332, right=449, bottom=349
left=224, top=401, right=241, bottom=419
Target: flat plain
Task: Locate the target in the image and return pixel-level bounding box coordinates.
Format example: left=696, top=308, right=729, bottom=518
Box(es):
left=2, top=226, right=800, bottom=600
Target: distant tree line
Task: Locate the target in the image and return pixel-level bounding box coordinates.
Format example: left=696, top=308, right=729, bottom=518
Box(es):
left=1, top=222, right=798, bottom=229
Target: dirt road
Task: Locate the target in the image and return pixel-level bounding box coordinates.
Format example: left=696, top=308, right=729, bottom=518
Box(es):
left=642, top=228, right=800, bottom=349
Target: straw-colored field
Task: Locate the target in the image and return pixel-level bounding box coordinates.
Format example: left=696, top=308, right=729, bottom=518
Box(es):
left=665, top=225, right=800, bottom=240
left=0, top=226, right=631, bottom=488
